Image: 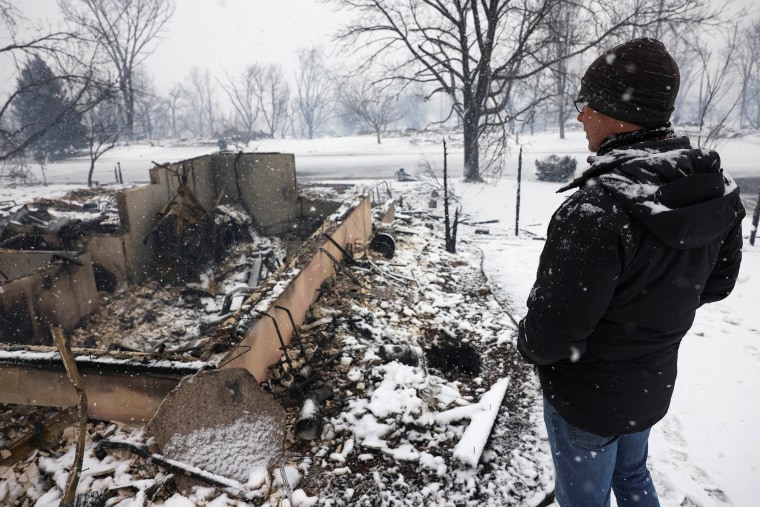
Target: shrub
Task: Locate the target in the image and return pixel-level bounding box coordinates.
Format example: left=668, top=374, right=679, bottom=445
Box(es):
left=535, top=154, right=577, bottom=182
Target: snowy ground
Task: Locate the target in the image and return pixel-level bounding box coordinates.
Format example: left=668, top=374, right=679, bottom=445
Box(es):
left=1, top=128, right=759, bottom=506
left=458, top=178, right=760, bottom=507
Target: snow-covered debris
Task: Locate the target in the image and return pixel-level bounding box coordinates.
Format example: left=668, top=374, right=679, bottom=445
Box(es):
left=0, top=180, right=550, bottom=506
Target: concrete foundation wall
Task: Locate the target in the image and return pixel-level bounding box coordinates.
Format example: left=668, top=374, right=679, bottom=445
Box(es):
left=0, top=362, right=192, bottom=422
left=115, top=152, right=299, bottom=283
left=0, top=252, right=99, bottom=344
left=0, top=250, right=57, bottom=279
left=116, top=182, right=171, bottom=284
left=222, top=196, right=373, bottom=381
left=231, top=153, right=299, bottom=233
left=78, top=235, right=130, bottom=290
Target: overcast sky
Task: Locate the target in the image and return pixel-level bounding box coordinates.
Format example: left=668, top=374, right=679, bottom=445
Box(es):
left=148, top=0, right=347, bottom=92
left=2, top=0, right=347, bottom=93
left=2, top=0, right=759, bottom=97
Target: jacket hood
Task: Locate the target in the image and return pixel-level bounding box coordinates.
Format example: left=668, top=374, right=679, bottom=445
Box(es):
left=560, top=136, right=744, bottom=249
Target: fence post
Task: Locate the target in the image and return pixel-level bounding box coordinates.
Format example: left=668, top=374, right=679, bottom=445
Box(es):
left=515, top=146, right=522, bottom=237
left=751, top=184, right=760, bottom=246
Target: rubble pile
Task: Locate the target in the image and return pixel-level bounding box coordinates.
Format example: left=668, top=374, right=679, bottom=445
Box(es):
left=66, top=231, right=285, bottom=355
left=263, top=196, right=549, bottom=505
left=0, top=184, right=286, bottom=354
left=0, top=187, right=124, bottom=251
left=0, top=183, right=552, bottom=506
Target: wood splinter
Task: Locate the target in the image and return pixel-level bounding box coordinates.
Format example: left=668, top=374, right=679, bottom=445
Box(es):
left=52, top=327, right=88, bottom=507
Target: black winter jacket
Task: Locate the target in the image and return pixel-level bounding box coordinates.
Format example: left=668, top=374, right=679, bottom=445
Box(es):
left=517, top=134, right=745, bottom=437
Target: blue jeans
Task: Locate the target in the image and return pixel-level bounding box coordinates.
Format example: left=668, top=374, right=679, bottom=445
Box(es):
left=543, top=398, right=659, bottom=507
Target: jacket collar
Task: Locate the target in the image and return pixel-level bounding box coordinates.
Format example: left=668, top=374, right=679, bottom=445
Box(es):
left=559, top=128, right=680, bottom=193
left=596, top=124, right=675, bottom=155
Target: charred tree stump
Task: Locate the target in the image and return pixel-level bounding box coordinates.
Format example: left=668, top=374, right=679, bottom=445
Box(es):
left=443, top=140, right=459, bottom=253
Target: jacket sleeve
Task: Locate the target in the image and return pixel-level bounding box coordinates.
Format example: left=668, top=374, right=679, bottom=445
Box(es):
left=699, top=210, right=744, bottom=306
left=517, top=187, right=626, bottom=365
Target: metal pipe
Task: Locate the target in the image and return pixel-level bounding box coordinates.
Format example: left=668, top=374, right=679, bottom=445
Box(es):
left=255, top=310, right=294, bottom=372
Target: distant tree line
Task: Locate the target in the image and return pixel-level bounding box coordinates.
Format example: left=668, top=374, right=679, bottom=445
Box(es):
left=327, top=0, right=760, bottom=181
left=1, top=0, right=759, bottom=186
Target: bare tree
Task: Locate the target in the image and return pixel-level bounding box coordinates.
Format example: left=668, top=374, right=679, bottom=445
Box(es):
left=0, top=3, right=98, bottom=163
left=219, top=64, right=262, bottom=139
left=164, top=84, right=184, bottom=138
left=280, top=101, right=296, bottom=139
left=185, top=66, right=217, bottom=137
left=0, top=0, right=15, bottom=28
left=340, top=77, right=404, bottom=143
left=330, top=0, right=716, bottom=181
left=397, top=83, right=428, bottom=130
left=132, top=70, right=167, bottom=141
left=82, top=89, right=122, bottom=187
left=252, top=64, right=289, bottom=139
left=294, top=47, right=334, bottom=139
left=681, top=25, right=741, bottom=148
left=544, top=1, right=584, bottom=139
left=737, top=17, right=760, bottom=129
left=59, top=0, right=175, bottom=140
left=517, top=73, right=550, bottom=137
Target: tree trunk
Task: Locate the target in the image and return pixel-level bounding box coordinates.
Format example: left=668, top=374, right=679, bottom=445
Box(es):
left=463, top=111, right=481, bottom=182
left=120, top=77, right=134, bottom=140
left=88, top=161, right=96, bottom=188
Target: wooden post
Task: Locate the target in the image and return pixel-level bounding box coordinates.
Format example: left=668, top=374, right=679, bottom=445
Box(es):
left=751, top=184, right=760, bottom=246
left=515, top=146, right=523, bottom=237
left=444, top=140, right=456, bottom=253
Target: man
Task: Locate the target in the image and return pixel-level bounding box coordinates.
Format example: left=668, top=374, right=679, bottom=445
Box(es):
left=517, top=38, right=744, bottom=507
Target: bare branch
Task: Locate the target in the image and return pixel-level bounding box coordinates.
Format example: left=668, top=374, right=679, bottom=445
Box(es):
left=327, top=0, right=721, bottom=180
left=59, top=0, right=175, bottom=139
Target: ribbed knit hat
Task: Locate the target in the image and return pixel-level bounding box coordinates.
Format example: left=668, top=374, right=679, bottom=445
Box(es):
left=577, top=38, right=680, bottom=128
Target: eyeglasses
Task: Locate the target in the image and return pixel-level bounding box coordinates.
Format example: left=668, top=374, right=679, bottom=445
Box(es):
left=573, top=100, right=586, bottom=113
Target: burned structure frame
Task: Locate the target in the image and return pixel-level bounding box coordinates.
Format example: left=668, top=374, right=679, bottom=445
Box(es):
left=0, top=152, right=393, bottom=422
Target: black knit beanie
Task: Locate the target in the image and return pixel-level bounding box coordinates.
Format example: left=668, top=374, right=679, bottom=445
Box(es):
left=577, top=38, right=680, bottom=128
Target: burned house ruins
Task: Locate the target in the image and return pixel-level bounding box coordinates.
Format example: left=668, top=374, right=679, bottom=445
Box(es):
left=0, top=147, right=544, bottom=507
left=0, top=151, right=394, bottom=422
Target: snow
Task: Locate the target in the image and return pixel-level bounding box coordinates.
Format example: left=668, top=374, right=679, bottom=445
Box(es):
left=451, top=377, right=510, bottom=467
left=455, top=142, right=760, bottom=507
left=1, top=128, right=759, bottom=506
left=162, top=417, right=278, bottom=484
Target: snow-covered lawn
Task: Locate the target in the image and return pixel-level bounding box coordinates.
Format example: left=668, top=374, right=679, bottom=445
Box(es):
left=458, top=170, right=760, bottom=507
